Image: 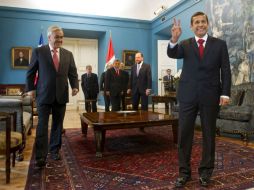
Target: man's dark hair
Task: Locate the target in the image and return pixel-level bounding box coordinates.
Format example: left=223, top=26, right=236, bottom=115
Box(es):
left=191, top=11, right=209, bottom=25
left=136, top=52, right=143, bottom=58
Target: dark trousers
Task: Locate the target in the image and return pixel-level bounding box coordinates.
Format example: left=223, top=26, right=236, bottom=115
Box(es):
left=110, top=94, right=121, bottom=111
left=84, top=93, right=97, bottom=112
left=103, top=94, right=110, bottom=112
left=132, top=91, right=148, bottom=111
left=35, top=100, right=66, bottom=161
left=85, top=100, right=97, bottom=112
left=121, top=94, right=126, bottom=110
left=178, top=101, right=219, bottom=178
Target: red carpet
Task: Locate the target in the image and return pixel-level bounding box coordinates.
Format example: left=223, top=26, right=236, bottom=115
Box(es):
left=25, top=126, right=254, bottom=190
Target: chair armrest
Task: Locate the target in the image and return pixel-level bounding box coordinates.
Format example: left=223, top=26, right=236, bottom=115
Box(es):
left=0, top=99, right=23, bottom=134
left=21, top=96, right=33, bottom=113
left=0, top=95, right=33, bottom=113
left=248, top=107, right=254, bottom=128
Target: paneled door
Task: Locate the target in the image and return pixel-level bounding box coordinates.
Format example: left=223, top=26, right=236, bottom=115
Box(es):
left=157, top=40, right=177, bottom=108
left=63, top=38, right=98, bottom=110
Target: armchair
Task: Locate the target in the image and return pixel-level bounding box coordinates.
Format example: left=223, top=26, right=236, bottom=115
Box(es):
left=0, top=112, right=23, bottom=183
left=0, top=98, right=32, bottom=160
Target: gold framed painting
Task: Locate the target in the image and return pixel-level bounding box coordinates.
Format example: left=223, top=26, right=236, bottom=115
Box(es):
left=11, top=47, right=32, bottom=69
left=6, top=87, right=22, bottom=96
left=122, top=50, right=138, bottom=69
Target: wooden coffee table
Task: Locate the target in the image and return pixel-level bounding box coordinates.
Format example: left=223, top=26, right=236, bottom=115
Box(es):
left=80, top=111, right=178, bottom=157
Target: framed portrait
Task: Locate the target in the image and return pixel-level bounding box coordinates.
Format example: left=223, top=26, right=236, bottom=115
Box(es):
left=122, top=50, right=138, bottom=69
left=6, top=87, right=22, bottom=96
left=11, top=47, right=32, bottom=69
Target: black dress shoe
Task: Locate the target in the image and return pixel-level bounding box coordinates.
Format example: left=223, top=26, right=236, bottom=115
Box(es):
left=35, top=159, right=46, bottom=168
left=199, top=177, right=210, bottom=187
left=50, top=153, right=61, bottom=160
left=175, top=176, right=191, bottom=188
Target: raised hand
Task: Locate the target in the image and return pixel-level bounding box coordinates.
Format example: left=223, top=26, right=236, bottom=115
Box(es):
left=171, top=18, right=182, bottom=43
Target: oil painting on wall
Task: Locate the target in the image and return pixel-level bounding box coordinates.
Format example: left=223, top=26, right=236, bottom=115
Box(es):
left=206, top=0, right=254, bottom=85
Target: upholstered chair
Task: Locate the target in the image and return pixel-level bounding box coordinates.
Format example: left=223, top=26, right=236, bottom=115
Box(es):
left=0, top=112, right=23, bottom=183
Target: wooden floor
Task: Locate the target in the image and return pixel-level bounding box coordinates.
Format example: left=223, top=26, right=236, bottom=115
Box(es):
left=0, top=108, right=254, bottom=189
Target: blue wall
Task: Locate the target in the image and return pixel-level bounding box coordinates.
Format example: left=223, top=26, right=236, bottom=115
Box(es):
left=0, top=7, right=151, bottom=84
left=0, top=0, right=205, bottom=96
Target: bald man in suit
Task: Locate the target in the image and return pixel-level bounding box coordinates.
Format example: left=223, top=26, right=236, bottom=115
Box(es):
left=167, top=12, right=231, bottom=187
left=26, top=25, right=79, bottom=168
left=128, top=52, right=152, bottom=111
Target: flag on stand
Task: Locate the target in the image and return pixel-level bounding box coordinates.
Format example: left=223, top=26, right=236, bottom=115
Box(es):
left=34, top=33, right=44, bottom=85
left=105, top=36, right=115, bottom=71
left=38, top=33, right=44, bottom=47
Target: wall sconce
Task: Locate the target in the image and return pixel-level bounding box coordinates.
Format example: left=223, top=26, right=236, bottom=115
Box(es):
left=154, top=5, right=167, bottom=16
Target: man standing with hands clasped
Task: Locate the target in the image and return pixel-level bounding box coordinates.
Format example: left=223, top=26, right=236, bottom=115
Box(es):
left=167, top=12, right=231, bottom=187
left=127, top=52, right=152, bottom=111
left=26, top=25, right=79, bottom=168
left=81, top=65, right=99, bottom=112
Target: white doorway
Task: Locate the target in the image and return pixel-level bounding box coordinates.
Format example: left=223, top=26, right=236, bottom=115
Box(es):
left=63, top=38, right=98, bottom=110
left=157, top=40, right=177, bottom=108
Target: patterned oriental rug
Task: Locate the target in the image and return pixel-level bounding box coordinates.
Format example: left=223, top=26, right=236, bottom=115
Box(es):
left=25, top=126, right=254, bottom=190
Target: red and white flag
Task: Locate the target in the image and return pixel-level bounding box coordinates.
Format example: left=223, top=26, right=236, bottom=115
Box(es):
left=105, top=36, right=115, bottom=71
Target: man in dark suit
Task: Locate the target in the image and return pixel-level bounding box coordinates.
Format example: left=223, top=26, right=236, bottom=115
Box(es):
left=81, top=65, right=99, bottom=112
left=100, top=64, right=112, bottom=112
left=120, top=62, right=129, bottom=110
left=26, top=25, right=79, bottom=168
left=163, top=69, right=175, bottom=94
left=167, top=12, right=231, bottom=187
left=14, top=51, right=29, bottom=67
left=128, top=52, right=152, bottom=111
left=105, top=59, right=124, bottom=111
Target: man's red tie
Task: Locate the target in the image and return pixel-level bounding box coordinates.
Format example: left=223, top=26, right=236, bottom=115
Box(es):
left=198, top=39, right=205, bottom=59
left=52, top=49, right=59, bottom=71
left=116, top=69, right=119, bottom=76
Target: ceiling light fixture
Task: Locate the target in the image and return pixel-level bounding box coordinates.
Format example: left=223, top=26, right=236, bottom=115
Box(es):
left=154, top=5, right=167, bottom=16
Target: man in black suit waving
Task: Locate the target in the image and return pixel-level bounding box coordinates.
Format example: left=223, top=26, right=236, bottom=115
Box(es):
left=26, top=25, right=79, bottom=168
left=167, top=12, right=231, bottom=187
left=128, top=52, right=152, bottom=111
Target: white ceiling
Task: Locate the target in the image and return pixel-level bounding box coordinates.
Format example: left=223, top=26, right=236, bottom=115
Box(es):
left=0, top=0, right=180, bottom=20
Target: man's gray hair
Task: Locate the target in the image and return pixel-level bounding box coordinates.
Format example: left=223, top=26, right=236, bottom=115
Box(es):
left=47, top=25, right=63, bottom=37
left=86, top=65, right=92, bottom=69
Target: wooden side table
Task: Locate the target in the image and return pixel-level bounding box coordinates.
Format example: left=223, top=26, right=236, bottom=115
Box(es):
left=152, top=93, right=177, bottom=114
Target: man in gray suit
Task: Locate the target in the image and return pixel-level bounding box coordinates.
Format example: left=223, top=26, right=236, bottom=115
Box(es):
left=167, top=12, right=231, bottom=187
left=26, top=25, right=79, bottom=168
left=128, top=52, right=152, bottom=111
